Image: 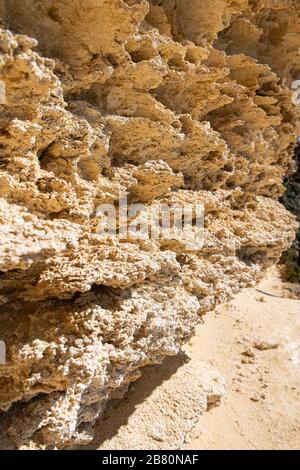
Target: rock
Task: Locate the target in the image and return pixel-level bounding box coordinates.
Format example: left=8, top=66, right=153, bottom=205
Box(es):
left=94, top=358, right=226, bottom=451
left=0, top=0, right=299, bottom=449
left=250, top=394, right=260, bottom=402
left=242, top=357, right=256, bottom=365
left=241, top=348, right=257, bottom=364
left=251, top=392, right=266, bottom=402
left=254, top=340, right=279, bottom=351
left=242, top=348, right=256, bottom=358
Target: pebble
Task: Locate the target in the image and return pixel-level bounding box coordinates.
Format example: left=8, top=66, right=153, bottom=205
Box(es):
left=254, top=340, right=279, bottom=351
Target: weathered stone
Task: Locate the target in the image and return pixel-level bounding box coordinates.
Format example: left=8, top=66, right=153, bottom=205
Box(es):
left=0, top=0, right=299, bottom=449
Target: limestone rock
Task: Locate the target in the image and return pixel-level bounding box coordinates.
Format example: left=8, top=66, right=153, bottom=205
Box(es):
left=0, top=0, right=299, bottom=449
left=93, top=357, right=226, bottom=451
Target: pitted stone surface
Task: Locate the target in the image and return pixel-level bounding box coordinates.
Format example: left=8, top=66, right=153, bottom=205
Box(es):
left=0, top=0, right=299, bottom=449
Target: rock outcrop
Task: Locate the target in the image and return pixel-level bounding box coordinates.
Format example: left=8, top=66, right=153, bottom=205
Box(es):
left=282, top=143, right=300, bottom=281
left=0, top=0, right=299, bottom=449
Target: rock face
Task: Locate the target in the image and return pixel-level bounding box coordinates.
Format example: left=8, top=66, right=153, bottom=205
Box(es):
left=0, top=0, right=298, bottom=449
left=93, top=357, right=226, bottom=450
left=282, top=144, right=300, bottom=281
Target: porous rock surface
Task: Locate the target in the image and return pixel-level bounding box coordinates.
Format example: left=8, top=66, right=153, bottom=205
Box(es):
left=94, top=357, right=226, bottom=450
left=0, top=0, right=299, bottom=449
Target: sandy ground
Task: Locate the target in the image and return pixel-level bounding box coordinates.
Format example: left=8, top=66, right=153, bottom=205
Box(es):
left=184, top=267, right=300, bottom=450
left=85, top=266, right=300, bottom=451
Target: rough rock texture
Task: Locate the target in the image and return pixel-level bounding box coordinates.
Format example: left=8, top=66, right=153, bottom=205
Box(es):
left=90, top=356, right=226, bottom=450
left=281, top=144, right=300, bottom=281
left=0, top=0, right=299, bottom=449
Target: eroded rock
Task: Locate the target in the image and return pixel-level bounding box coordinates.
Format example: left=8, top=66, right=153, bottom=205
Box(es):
left=0, top=0, right=299, bottom=449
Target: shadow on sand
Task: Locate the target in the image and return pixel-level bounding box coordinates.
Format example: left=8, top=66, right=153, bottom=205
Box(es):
left=78, top=352, right=190, bottom=450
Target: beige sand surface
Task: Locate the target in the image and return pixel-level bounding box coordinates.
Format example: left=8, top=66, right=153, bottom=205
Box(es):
left=184, top=267, right=300, bottom=450
left=84, top=267, right=300, bottom=450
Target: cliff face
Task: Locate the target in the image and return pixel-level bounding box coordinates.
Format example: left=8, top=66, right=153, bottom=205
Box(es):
left=282, top=144, right=300, bottom=281
left=0, top=0, right=299, bottom=449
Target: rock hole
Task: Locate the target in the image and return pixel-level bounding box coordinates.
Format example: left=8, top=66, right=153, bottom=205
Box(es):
left=48, top=7, right=61, bottom=23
